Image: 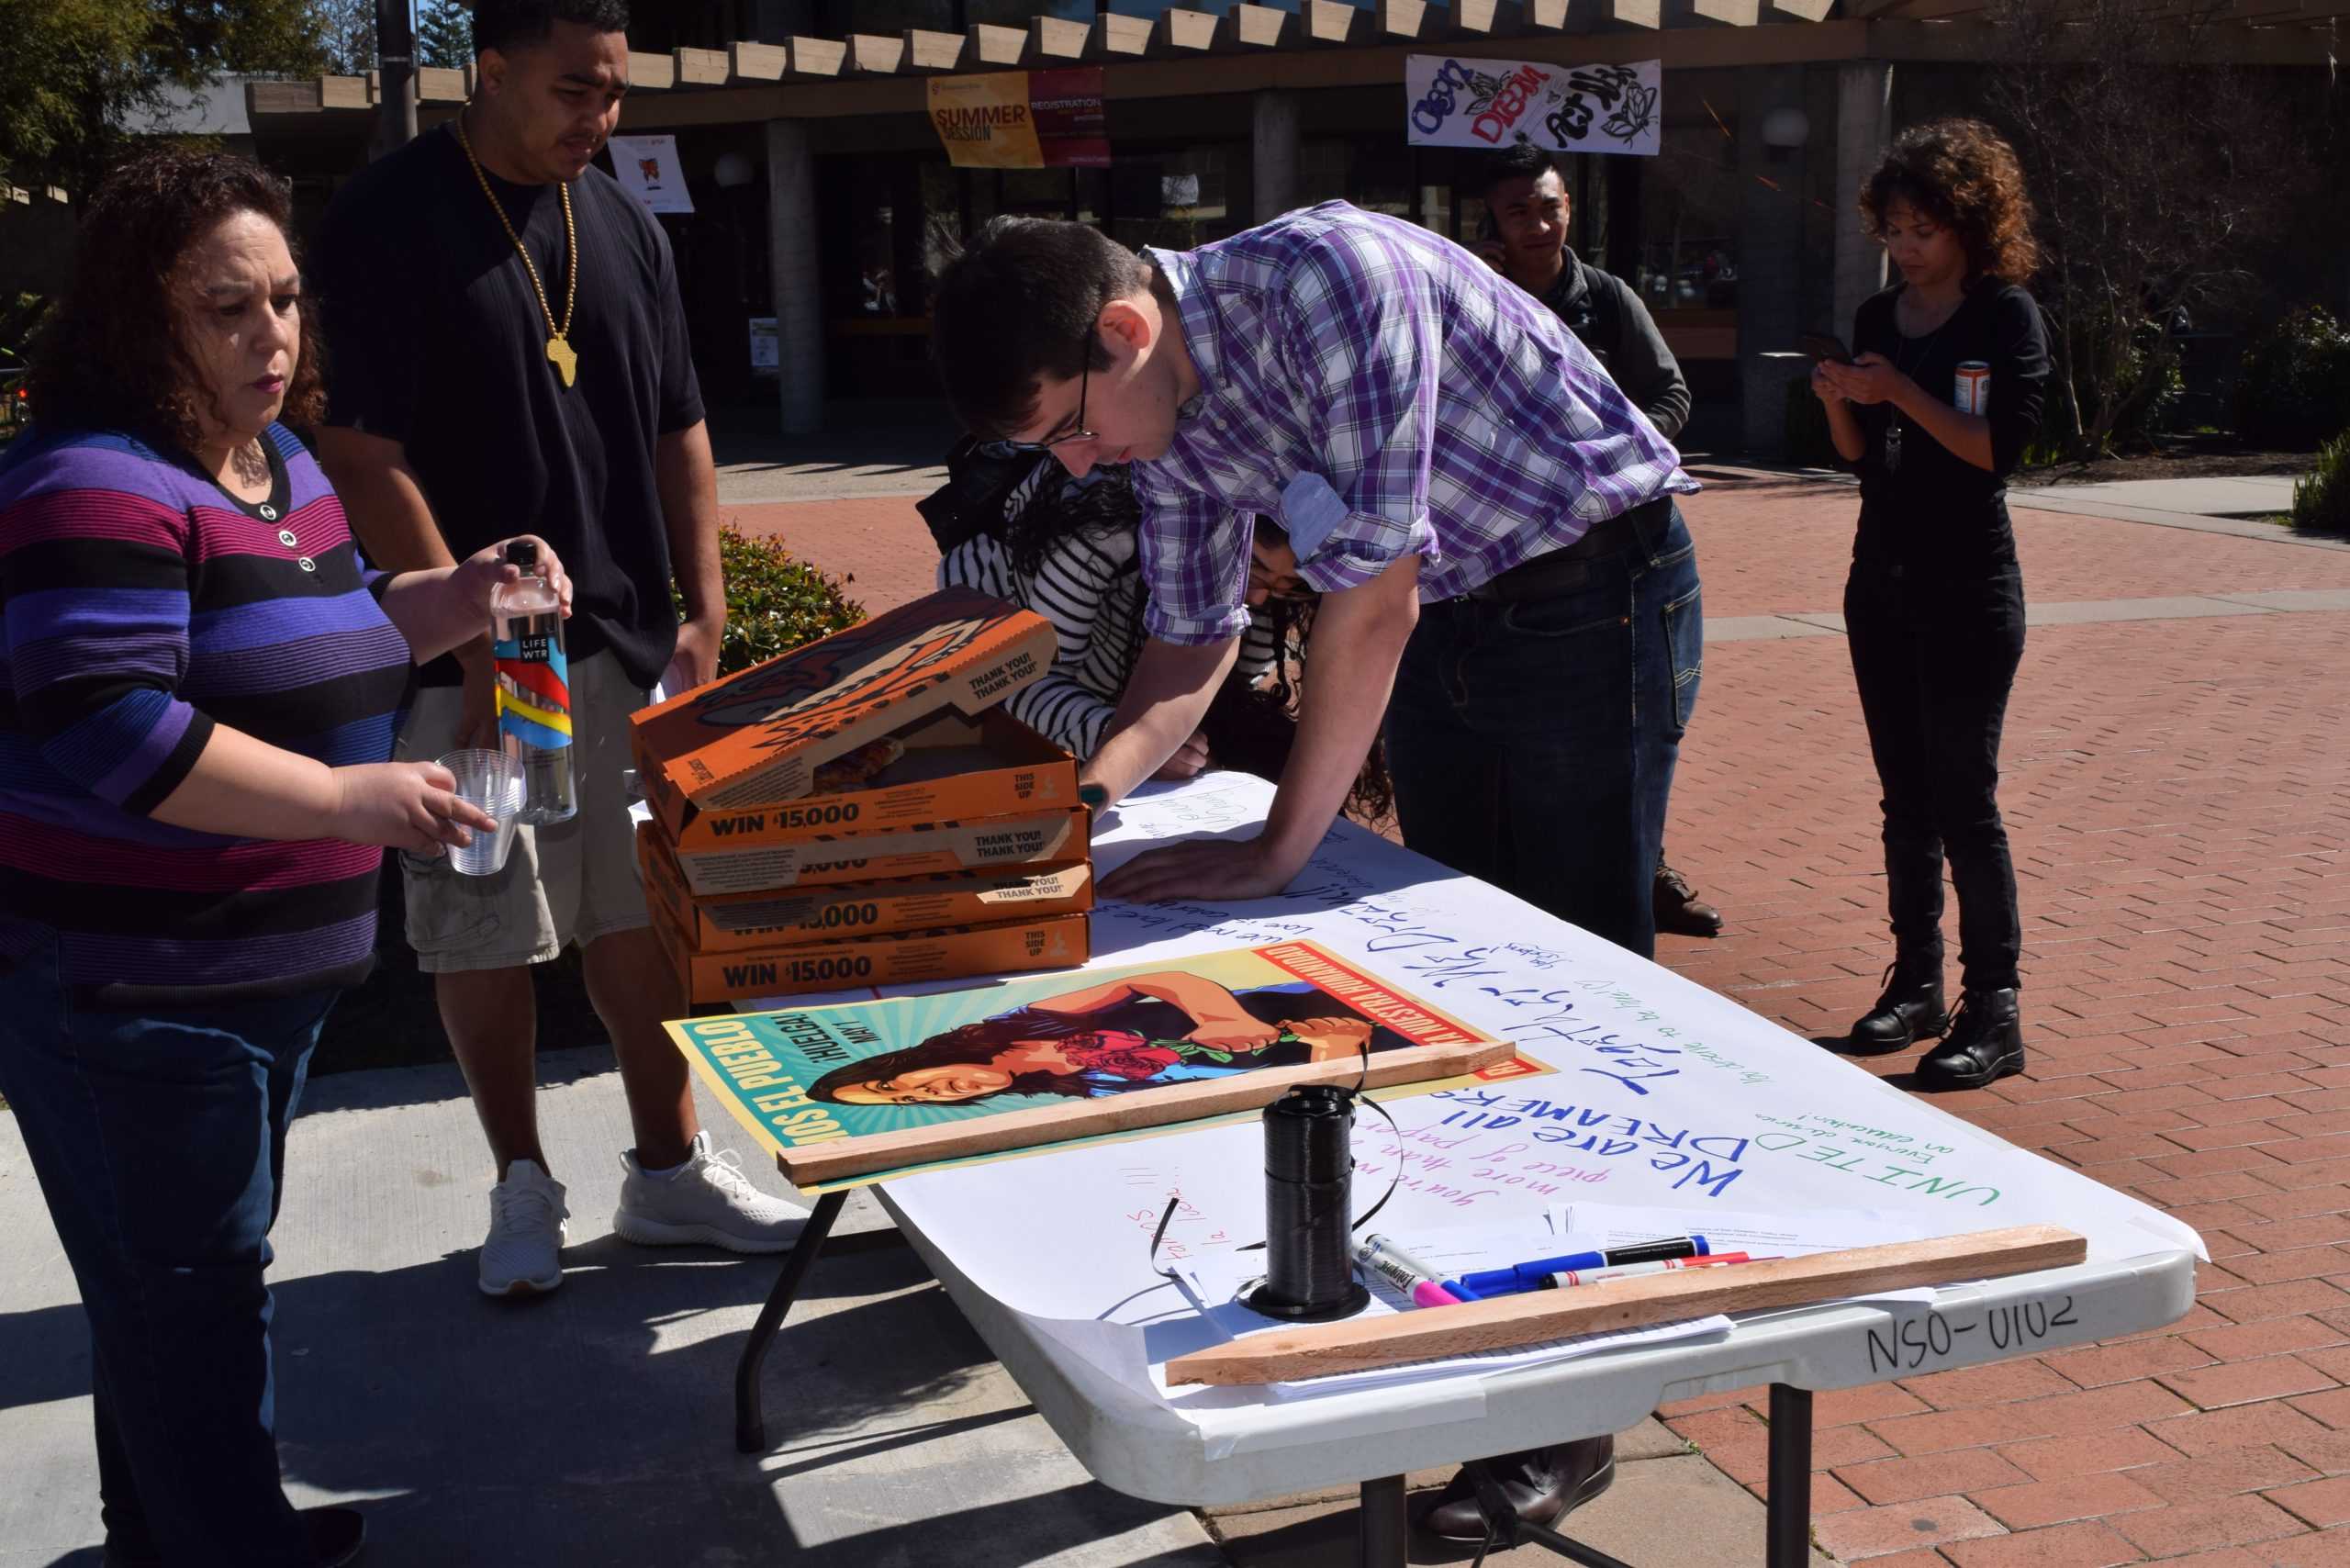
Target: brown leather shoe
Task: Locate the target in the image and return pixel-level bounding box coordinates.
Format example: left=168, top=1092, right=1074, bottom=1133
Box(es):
left=1419, top=1436, right=1617, bottom=1541
left=1654, top=863, right=1724, bottom=937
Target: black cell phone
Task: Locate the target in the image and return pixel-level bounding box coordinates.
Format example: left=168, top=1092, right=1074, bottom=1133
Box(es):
left=1799, top=332, right=1855, bottom=366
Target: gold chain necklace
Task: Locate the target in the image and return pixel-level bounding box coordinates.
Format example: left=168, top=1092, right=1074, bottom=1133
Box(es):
left=453, top=111, right=579, bottom=387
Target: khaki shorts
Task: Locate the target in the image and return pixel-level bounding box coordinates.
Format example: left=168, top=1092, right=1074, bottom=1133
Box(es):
left=397, top=648, right=652, bottom=973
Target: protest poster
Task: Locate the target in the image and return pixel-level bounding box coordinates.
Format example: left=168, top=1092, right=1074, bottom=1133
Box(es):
left=1404, top=55, right=1661, bottom=157
left=927, top=67, right=1110, bottom=170
left=606, top=133, right=694, bottom=214
left=669, top=941, right=1516, bottom=1186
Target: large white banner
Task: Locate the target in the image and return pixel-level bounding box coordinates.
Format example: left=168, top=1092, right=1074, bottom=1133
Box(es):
left=1404, top=54, right=1661, bottom=157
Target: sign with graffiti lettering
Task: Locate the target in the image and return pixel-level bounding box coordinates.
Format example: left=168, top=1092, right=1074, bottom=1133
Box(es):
left=1404, top=54, right=1661, bottom=157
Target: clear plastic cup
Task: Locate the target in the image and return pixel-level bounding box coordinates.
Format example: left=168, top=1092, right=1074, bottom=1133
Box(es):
left=439, top=748, right=525, bottom=877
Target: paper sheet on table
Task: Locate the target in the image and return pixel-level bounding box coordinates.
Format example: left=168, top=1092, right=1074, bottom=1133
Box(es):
left=1553, top=1202, right=1942, bottom=1305
left=1169, top=1222, right=1734, bottom=1400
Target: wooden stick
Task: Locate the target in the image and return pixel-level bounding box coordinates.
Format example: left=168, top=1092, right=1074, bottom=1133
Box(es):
left=774, top=1036, right=1513, bottom=1187
left=1164, top=1226, right=2089, bottom=1386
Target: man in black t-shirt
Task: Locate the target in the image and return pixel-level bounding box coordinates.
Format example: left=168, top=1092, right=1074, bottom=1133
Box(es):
left=314, top=0, right=799, bottom=1300
left=1476, top=142, right=1726, bottom=945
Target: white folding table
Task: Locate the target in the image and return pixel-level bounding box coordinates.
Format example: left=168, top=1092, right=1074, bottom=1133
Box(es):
left=729, top=774, right=2202, bottom=1567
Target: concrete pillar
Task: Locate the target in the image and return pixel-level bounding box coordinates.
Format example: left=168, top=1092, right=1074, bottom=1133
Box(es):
left=1252, top=90, right=1301, bottom=223
left=1736, top=65, right=1807, bottom=459
left=1832, top=62, right=1894, bottom=343
left=765, top=118, right=824, bottom=434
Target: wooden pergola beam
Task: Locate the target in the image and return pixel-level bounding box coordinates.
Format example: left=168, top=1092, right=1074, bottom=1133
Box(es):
left=966, top=23, right=1024, bottom=68
left=674, top=47, right=728, bottom=87
left=624, top=52, right=673, bottom=91
left=728, top=42, right=785, bottom=83
left=1028, top=16, right=1091, bottom=62
left=1089, top=14, right=1154, bottom=59
left=1152, top=8, right=1221, bottom=54
left=901, top=29, right=963, bottom=73
left=1225, top=4, right=1296, bottom=49
left=1302, top=1, right=1360, bottom=45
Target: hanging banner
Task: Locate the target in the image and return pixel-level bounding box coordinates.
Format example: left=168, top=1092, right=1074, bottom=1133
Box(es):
left=1404, top=55, right=1661, bottom=157
left=927, top=67, right=1110, bottom=170
left=606, top=133, right=695, bottom=214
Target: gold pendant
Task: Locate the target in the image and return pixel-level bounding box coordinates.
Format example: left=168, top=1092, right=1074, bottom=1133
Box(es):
left=546, top=334, right=577, bottom=387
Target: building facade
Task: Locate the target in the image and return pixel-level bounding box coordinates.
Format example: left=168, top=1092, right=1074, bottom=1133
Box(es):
left=242, top=1, right=2340, bottom=449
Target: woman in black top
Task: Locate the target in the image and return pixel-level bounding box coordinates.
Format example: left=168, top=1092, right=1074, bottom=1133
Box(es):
left=1813, top=118, right=2051, bottom=1091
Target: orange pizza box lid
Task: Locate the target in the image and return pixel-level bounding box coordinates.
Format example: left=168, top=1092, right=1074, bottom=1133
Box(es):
left=630, top=588, right=1057, bottom=813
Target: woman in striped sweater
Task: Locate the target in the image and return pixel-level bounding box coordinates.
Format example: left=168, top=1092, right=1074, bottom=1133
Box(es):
left=0, top=150, right=571, bottom=1566
left=931, top=442, right=1280, bottom=770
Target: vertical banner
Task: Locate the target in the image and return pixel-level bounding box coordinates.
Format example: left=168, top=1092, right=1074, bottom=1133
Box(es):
left=1404, top=55, right=1662, bottom=157
left=606, top=133, right=696, bottom=213
left=928, top=68, right=1110, bottom=170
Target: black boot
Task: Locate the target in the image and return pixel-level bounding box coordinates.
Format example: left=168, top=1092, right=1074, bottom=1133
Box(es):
left=1419, top=1436, right=1616, bottom=1542
left=1654, top=863, right=1725, bottom=937
left=1918, top=987, right=2025, bottom=1091
left=1845, top=958, right=1948, bottom=1055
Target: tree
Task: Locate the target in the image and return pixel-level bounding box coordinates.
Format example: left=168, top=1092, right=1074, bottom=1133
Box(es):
left=418, top=0, right=475, bottom=70
left=317, top=0, right=378, bottom=75
left=0, top=0, right=330, bottom=200
left=1980, top=0, right=2320, bottom=459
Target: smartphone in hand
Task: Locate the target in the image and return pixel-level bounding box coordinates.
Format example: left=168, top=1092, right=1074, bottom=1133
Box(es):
left=1799, top=332, right=1856, bottom=366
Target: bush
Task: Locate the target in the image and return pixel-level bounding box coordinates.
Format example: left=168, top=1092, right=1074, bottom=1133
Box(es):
left=2233, top=307, right=2350, bottom=450
left=2289, top=431, right=2350, bottom=537
left=682, top=523, right=866, bottom=678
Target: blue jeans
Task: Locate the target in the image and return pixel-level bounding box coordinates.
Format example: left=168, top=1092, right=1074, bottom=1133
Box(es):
left=1385, top=501, right=1704, bottom=959
left=0, top=935, right=334, bottom=1566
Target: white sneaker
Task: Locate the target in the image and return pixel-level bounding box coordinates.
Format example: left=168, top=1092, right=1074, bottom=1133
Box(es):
left=612, top=1131, right=803, bottom=1254
left=478, top=1159, right=568, bottom=1297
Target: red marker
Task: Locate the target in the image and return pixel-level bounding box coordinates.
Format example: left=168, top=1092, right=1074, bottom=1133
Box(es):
left=1539, top=1252, right=1754, bottom=1290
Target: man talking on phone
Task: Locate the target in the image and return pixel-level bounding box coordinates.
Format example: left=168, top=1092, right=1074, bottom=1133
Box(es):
left=1477, top=143, right=1723, bottom=939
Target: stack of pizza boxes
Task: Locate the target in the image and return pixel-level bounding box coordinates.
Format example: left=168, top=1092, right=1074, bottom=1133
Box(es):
left=630, top=588, right=1093, bottom=1010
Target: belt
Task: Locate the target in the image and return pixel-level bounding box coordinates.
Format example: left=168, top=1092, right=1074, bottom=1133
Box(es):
left=1461, top=497, right=1667, bottom=604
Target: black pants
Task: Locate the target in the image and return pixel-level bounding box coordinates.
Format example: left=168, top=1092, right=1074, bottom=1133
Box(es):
left=1843, top=555, right=2027, bottom=992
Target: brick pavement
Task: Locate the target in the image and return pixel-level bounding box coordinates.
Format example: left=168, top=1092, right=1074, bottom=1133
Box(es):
left=723, top=474, right=2350, bottom=1563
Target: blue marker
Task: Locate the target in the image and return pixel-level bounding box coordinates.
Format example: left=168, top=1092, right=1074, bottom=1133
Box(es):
left=1459, top=1235, right=1713, bottom=1298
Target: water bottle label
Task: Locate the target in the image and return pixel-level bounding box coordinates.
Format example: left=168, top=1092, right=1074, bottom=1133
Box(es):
left=494, top=630, right=573, bottom=750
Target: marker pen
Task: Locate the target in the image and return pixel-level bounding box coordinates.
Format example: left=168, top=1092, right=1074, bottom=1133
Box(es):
left=1356, top=1234, right=1480, bottom=1306
left=1458, top=1235, right=1715, bottom=1297
left=1537, top=1252, right=1751, bottom=1290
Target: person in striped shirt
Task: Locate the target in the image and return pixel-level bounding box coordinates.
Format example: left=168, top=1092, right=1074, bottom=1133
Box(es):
left=926, top=440, right=1279, bottom=767
left=0, top=149, right=574, bottom=1566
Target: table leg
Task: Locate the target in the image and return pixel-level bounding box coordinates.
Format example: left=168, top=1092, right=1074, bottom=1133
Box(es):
left=1360, top=1474, right=1408, bottom=1568
left=1767, top=1383, right=1815, bottom=1568
left=733, top=1189, right=848, bottom=1454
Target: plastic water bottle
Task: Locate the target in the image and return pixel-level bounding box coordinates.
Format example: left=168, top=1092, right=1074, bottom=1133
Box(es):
left=492, top=540, right=576, bottom=824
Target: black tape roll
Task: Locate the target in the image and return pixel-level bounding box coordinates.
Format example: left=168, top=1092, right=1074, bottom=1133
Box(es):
left=1248, top=1084, right=1371, bottom=1322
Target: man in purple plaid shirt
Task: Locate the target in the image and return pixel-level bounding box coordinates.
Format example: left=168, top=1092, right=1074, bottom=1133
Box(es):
left=933, top=200, right=1705, bottom=1539
left=934, top=201, right=1703, bottom=941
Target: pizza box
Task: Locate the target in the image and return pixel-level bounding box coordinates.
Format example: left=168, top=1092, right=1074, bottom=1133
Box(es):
left=642, top=707, right=1079, bottom=853
left=663, top=806, right=1089, bottom=897
left=651, top=902, right=1091, bottom=1008
left=631, top=588, right=1057, bottom=823
left=638, top=823, right=1092, bottom=953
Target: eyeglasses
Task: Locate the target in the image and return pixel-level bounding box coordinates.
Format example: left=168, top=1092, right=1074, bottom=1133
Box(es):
left=1004, top=351, right=1095, bottom=454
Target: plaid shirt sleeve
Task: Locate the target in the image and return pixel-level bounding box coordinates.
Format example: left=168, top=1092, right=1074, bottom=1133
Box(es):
left=1271, top=229, right=1445, bottom=595
left=1134, top=465, right=1252, bottom=645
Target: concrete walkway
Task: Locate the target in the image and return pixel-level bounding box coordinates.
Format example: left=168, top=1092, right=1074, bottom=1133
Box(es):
left=7, top=454, right=2344, bottom=1566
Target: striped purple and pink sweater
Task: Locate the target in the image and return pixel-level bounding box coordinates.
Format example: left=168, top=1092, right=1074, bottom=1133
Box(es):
left=0, top=422, right=413, bottom=1004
